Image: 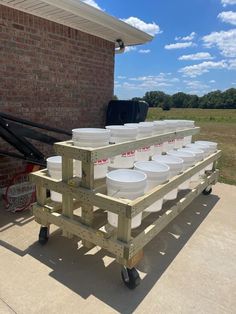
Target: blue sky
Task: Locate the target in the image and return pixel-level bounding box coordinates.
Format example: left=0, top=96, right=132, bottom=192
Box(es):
left=82, top=0, right=236, bottom=99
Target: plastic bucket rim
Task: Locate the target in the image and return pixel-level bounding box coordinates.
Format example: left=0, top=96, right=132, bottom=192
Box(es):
left=47, top=156, right=62, bottom=165
left=152, top=154, right=184, bottom=165
left=134, top=160, right=170, bottom=175
left=106, top=169, right=147, bottom=184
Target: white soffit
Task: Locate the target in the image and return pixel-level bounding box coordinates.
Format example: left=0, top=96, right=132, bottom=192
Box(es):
left=0, top=0, right=153, bottom=46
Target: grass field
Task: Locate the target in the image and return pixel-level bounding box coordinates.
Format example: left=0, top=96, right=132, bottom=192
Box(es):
left=147, top=108, right=236, bottom=185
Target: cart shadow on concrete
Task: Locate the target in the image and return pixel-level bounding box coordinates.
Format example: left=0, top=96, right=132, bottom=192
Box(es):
left=0, top=193, right=219, bottom=314
left=0, top=203, right=34, bottom=233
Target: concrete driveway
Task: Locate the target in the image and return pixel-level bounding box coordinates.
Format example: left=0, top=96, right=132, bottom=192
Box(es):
left=0, top=183, right=236, bottom=314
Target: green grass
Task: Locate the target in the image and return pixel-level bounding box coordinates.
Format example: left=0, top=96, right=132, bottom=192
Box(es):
left=147, top=108, right=236, bottom=186
left=147, top=108, right=236, bottom=123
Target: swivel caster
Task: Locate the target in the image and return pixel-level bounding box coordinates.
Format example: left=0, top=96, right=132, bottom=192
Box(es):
left=121, top=267, right=141, bottom=289
left=39, top=226, right=49, bottom=245
left=202, top=186, right=212, bottom=195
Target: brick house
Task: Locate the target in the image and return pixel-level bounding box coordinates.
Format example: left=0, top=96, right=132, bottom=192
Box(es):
left=0, top=0, right=152, bottom=189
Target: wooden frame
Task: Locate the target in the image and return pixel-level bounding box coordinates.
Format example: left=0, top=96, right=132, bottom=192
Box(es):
left=30, top=127, right=221, bottom=268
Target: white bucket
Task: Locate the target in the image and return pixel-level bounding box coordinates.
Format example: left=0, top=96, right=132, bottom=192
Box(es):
left=153, top=121, right=167, bottom=155
left=47, top=156, right=63, bottom=202
left=174, top=120, right=192, bottom=149
left=195, top=141, right=217, bottom=154
left=167, top=150, right=195, bottom=190
left=182, top=120, right=195, bottom=145
left=178, top=147, right=205, bottom=179
left=185, top=143, right=210, bottom=158
left=124, top=123, right=152, bottom=161
left=185, top=142, right=212, bottom=171
left=179, top=147, right=204, bottom=162
left=105, top=125, right=137, bottom=169
left=163, top=120, right=178, bottom=152
left=152, top=155, right=183, bottom=200
left=106, top=169, right=147, bottom=228
left=46, top=156, right=80, bottom=202
left=195, top=141, right=217, bottom=171
left=134, top=161, right=170, bottom=212
left=72, top=128, right=110, bottom=179
left=139, top=122, right=155, bottom=157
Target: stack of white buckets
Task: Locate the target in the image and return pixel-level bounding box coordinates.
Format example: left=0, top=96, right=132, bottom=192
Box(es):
left=46, top=120, right=218, bottom=229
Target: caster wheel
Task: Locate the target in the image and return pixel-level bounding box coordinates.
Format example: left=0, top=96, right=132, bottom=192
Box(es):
left=121, top=267, right=141, bottom=289
left=202, top=187, right=212, bottom=195
left=39, top=226, right=49, bottom=245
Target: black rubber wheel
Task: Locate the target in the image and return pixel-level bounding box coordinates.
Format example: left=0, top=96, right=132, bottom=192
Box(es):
left=39, top=226, right=49, bottom=245
left=202, top=187, right=212, bottom=195
left=121, top=267, right=141, bottom=289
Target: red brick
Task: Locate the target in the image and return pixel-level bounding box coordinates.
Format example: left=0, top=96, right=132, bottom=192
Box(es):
left=0, top=4, right=115, bottom=187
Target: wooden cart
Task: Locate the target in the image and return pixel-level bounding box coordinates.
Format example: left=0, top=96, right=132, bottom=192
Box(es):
left=30, top=127, right=221, bottom=289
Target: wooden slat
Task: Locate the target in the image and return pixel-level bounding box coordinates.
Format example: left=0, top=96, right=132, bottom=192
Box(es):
left=54, top=140, right=92, bottom=162
left=33, top=205, right=125, bottom=258
left=81, top=161, right=94, bottom=190
left=91, top=128, right=200, bottom=162
left=62, top=156, right=73, bottom=216
left=36, top=185, right=47, bottom=207
left=128, top=170, right=219, bottom=258
left=54, top=128, right=200, bottom=162
left=129, top=150, right=221, bottom=216
left=117, top=250, right=144, bottom=268
left=30, top=170, right=130, bottom=214
left=117, top=213, right=132, bottom=243
left=30, top=151, right=221, bottom=217
left=61, top=156, right=74, bottom=238
left=44, top=199, right=80, bottom=213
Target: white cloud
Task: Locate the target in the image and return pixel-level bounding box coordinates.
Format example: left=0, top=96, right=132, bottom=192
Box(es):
left=179, top=52, right=214, bottom=61
left=184, top=80, right=210, bottom=90
left=218, top=11, right=236, bottom=25
left=221, top=0, right=236, bottom=7
left=202, top=29, right=236, bottom=57
left=228, top=58, right=236, bottom=68
left=210, top=80, right=216, bottom=83
left=129, top=74, right=179, bottom=86
left=175, top=32, right=196, bottom=41
left=81, top=0, right=103, bottom=10
left=124, top=46, right=137, bottom=53
left=138, top=49, right=151, bottom=54
left=184, top=82, right=215, bottom=95
left=121, top=17, right=161, bottom=36
left=179, top=60, right=228, bottom=77
left=117, top=76, right=126, bottom=79
left=165, top=42, right=196, bottom=50
left=116, top=73, right=180, bottom=92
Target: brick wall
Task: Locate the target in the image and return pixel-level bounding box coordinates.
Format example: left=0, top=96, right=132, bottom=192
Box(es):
left=0, top=5, right=115, bottom=188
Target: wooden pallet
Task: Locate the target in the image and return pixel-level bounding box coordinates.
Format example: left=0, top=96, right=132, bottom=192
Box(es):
left=30, top=127, right=221, bottom=271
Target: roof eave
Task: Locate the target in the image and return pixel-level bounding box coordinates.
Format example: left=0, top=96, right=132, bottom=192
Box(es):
left=0, top=0, right=153, bottom=46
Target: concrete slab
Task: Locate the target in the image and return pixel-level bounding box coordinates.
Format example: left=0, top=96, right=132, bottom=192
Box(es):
left=0, top=183, right=236, bottom=314
left=0, top=299, right=15, bottom=314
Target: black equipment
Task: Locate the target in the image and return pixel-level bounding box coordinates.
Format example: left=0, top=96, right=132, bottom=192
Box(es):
left=106, top=100, right=148, bottom=125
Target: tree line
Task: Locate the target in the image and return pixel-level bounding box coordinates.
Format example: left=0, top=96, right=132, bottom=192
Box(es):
left=131, top=88, right=236, bottom=109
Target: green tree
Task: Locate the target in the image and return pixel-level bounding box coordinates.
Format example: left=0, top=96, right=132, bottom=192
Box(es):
left=162, top=95, right=172, bottom=110
left=131, top=97, right=143, bottom=101
left=143, top=91, right=168, bottom=107
left=221, top=88, right=236, bottom=109
left=199, top=90, right=222, bottom=109
left=172, top=92, right=190, bottom=108
left=129, top=87, right=236, bottom=109
left=188, top=95, right=199, bottom=108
